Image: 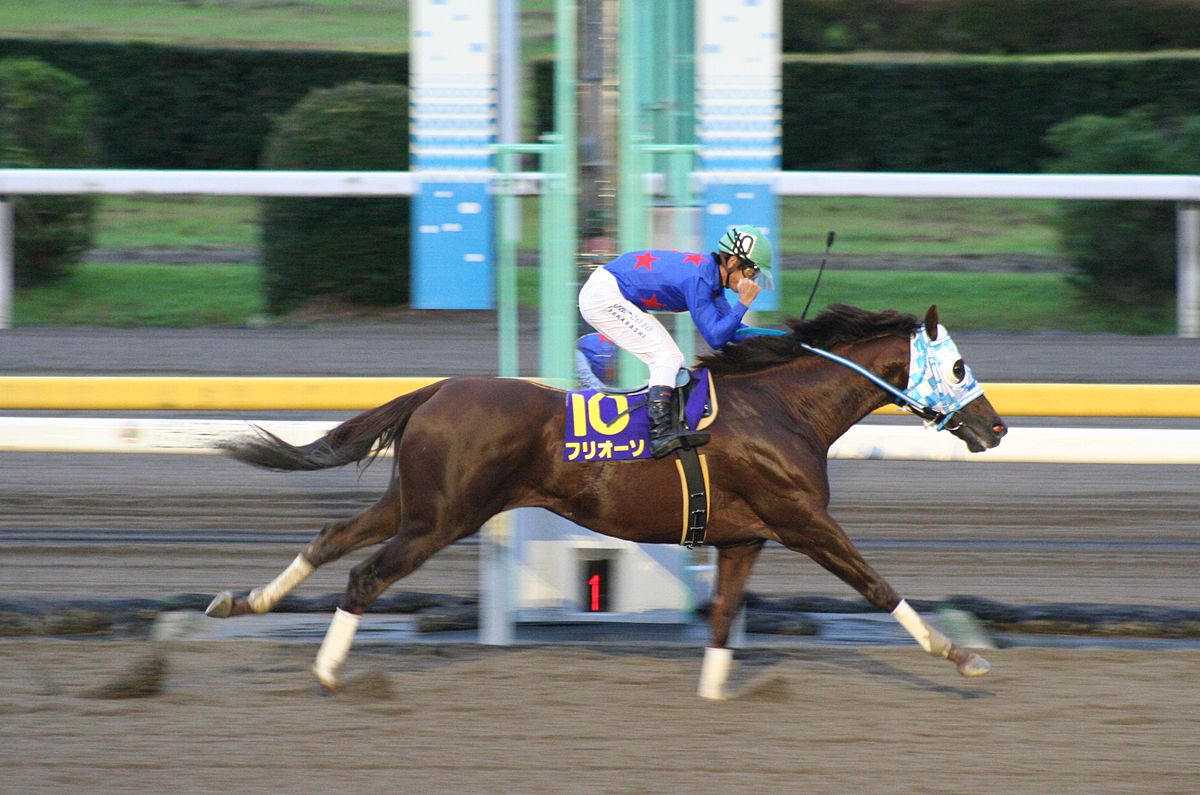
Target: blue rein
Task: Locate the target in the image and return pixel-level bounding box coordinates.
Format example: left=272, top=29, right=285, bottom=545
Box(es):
left=735, top=326, right=961, bottom=430
left=798, top=344, right=956, bottom=429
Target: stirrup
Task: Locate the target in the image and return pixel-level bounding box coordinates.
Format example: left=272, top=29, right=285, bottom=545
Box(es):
left=651, top=429, right=710, bottom=459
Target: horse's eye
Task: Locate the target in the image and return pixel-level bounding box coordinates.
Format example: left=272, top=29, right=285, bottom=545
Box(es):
left=950, top=359, right=966, bottom=384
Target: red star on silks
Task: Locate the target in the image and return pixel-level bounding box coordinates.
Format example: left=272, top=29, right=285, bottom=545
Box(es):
left=633, top=251, right=658, bottom=271
left=640, top=294, right=665, bottom=309
left=683, top=253, right=707, bottom=266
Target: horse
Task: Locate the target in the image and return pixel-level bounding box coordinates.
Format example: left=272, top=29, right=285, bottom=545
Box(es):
left=205, top=304, right=1007, bottom=699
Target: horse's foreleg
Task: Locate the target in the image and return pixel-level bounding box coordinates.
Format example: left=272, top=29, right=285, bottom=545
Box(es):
left=783, top=513, right=991, bottom=678
left=699, top=542, right=765, bottom=700
left=206, top=488, right=403, bottom=619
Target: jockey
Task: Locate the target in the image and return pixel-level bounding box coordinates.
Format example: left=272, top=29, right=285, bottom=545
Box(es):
left=575, top=332, right=617, bottom=391
left=578, top=225, right=773, bottom=458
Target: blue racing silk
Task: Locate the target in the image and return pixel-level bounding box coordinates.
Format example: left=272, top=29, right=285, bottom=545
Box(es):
left=602, top=250, right=749, bottom=349
left=576, top=332, right=617, bottom=387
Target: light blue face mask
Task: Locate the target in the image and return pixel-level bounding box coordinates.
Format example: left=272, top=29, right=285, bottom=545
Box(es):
left=902, top=324, right=984, bottom=430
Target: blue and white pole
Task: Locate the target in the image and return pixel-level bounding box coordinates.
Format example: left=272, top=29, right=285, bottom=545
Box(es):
left=410, top=0, right=497, bottom=309
left=697, top=0, right=782, bottom=311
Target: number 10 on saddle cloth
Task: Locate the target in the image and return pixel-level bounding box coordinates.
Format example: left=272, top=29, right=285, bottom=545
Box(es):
left=563, top=370, right=715, bottom=463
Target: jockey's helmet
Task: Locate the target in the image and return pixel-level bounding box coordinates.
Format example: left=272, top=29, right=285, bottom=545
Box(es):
left=718, top=225, right=773, bottom=273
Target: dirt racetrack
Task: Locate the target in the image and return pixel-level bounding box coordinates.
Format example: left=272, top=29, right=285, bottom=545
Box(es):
left=1, top=640, right=1197, bottom=793
left=3, top=320, right=1200, bottom=793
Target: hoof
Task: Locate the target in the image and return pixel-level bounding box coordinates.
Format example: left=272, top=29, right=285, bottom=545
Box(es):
left=205, top=591, right=235, bottom=618
left=956, top=652, right=992, bottom=678
left=312, top=664, right=339, bottom=693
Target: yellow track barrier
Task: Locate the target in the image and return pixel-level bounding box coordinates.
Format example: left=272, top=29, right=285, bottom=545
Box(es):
left=875, top=383, right=1200, bottom=418
left=0, top=377, right=444, bottom=411
left=2, top=377, right=1200, bottom=417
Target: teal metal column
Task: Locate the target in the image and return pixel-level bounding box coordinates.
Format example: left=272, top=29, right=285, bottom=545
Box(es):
left=538, top=0, right=578, bottom=388
left=617, top=0, right=646, bottom=254
left=614, top=0, right=647, bottom=387
left=663, top=145, right=700, bottom=364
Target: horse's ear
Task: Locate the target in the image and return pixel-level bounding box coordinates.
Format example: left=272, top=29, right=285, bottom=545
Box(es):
left=924, top=305, right=939, bottom=339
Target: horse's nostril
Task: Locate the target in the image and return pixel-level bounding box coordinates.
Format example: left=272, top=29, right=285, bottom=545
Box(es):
left=993, top=423, right=1007, bottom=436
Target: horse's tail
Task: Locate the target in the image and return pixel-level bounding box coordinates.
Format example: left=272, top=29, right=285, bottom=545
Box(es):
left=217, top=381, right=448, bottom=472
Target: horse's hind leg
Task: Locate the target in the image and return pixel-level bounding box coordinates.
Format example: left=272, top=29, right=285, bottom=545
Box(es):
left=781, top=511, right=991, bottom=678
left=205, top=483, right=403, bottom=618
left=312, top=516, right=478, bottom=689
left=699, top=542, right=764, bottom=700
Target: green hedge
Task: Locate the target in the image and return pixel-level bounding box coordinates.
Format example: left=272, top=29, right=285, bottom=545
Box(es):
left=1045, top=110, right=1200, bottom=302
left=0, top=58, right=99, bottom=286
left=782, top=0, right=1200, bottom=53
left=782, top=54, right=1200, bottom=172
left=260, top=83, right=410, bottom=313
left=534, top=54, right=1200, bottom=172
left=0, top=39, right=407, bottom=169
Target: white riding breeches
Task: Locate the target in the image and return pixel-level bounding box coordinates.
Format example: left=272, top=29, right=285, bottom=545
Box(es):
left=579, top=268, right=685, bottom=388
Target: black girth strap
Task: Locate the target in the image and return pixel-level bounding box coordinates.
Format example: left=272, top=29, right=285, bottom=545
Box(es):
left=674, top=446, right=711, bottom=548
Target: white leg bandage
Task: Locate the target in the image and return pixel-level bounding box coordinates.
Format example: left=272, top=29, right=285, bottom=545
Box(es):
left=892, top=599, right=952, bottom=658
left=697, top=646, right=734, bottom=700
left=313, top=608, right=360, bottom=689
left=247, top=554, right=314, bottom=614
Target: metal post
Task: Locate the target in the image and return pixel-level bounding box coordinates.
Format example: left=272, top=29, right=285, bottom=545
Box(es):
left=479, top=512, right=514, bottom=645
left=1178, top=202, right=1200, bottom=338
left=496, top=148, right=521, bottom=377
left=497, top=0, right=520, bottom=148
left=496, top=0, right=522, bottom=375
left=0, top=200, right=11, bottom=329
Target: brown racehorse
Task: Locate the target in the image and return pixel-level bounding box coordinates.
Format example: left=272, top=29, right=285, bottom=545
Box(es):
left=206, top=304, right=1007, bottom=698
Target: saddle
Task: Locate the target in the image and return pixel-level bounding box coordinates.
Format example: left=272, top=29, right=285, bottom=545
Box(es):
left=563, top=368, right=717, bottom=548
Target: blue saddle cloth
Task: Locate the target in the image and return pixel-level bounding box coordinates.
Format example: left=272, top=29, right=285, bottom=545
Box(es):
left=563, top=369, right=713, bottom=462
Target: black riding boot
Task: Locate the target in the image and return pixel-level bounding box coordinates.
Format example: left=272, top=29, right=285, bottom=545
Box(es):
left=646, top=385, right=685, bottom=458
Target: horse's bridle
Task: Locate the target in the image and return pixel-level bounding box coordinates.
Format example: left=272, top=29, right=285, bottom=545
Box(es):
left=800, top=327, right=982, bottom=432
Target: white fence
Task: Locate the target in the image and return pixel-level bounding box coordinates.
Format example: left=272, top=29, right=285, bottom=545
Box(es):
left=1, top=168, right=1198, bottom=333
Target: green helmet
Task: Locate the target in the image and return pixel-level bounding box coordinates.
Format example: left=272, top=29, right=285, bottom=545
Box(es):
left=718, top=225, right=773, bottom=272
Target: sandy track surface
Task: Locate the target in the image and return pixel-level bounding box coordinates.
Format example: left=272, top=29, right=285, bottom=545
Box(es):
left=1, top=640, right=1197, bottom=794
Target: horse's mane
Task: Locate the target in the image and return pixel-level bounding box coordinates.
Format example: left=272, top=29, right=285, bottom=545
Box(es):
left=697, top=304, right=919, bottom=376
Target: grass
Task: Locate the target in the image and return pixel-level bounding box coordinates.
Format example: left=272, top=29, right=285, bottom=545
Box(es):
left=0, top=0, right=559, bottom=56
left=95, top=196, right=259, bottom=248
left=771, top=270, right=1173, bottom=334
left=0, top=0, right=410, bottom=52
left=778, top=197, right=1060, bottom=257
left=15, top=263, right=263, bottom=327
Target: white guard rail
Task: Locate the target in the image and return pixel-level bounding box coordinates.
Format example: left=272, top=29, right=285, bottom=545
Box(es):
left=4, top=417, right=1200, bottom=465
